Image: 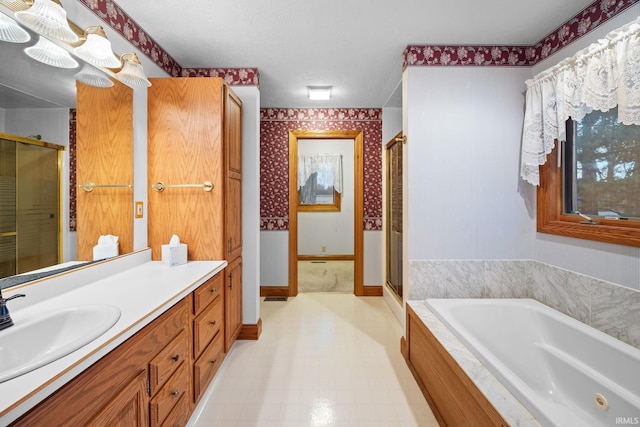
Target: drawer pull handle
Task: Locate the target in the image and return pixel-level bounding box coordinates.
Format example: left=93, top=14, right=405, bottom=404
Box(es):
left=212, top=359, right=218, bottom=364
left=211, top=288, right=216, bottom=293
left=171, top=354, right=180, bottom=362
left=172, top=389, right=180, bottom=396
left=211, top=320, right=217, bottom=326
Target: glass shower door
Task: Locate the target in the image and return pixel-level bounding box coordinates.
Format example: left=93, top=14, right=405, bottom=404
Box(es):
left=0, top=136, right=60, bottom=278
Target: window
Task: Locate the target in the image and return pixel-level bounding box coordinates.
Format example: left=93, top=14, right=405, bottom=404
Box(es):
left=538, top=109, right=640, bottom=247
left=298, top=171, right=341, bottom=212
left=297, top=154, right=342, bottom=212
left=564, top=107, right=640, bottom=219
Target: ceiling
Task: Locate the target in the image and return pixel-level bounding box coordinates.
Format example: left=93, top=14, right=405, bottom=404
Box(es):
left=1, top=0, right=594, bottom=109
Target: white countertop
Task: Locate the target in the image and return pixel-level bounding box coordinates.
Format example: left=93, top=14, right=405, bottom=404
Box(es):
left=0, top=254, right=226, bottom=425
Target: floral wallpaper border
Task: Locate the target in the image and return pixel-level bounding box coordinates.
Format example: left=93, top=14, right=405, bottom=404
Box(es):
left=260, top=108, right=383, bottom=231
left=403, top=0, right=638, bottom=68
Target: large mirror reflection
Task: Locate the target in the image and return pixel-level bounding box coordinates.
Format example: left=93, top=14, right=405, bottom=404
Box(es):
left=0, top=5, right=135, bottom=287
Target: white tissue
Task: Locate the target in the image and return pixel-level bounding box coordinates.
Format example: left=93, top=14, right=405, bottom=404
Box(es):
left=97, top=234, right=119, bottom=245
left=162, top=235, right=187, bottom=267
left=93, top=234, right=119, bottom=260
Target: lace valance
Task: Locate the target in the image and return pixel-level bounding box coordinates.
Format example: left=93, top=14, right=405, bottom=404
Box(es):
left=298, top=154, right=343, bottom=193
left=520, top=16, right=640, bottom=186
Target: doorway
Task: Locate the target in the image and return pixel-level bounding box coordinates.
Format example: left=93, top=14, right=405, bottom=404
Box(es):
left=288, top=130, right=364, bottom=296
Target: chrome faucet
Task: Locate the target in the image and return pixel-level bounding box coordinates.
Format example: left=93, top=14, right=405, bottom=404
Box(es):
left=0, top=290, right=26, bottom=331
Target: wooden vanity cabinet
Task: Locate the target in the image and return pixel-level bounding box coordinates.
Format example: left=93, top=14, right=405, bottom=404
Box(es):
left=11, top=298, right=189, bottom=427
left=192, top=274, right=225, bottom=404
left=11, top=272, right=230, bottom=427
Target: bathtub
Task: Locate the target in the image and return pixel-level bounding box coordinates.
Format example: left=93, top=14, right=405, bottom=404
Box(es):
left=424, top=298, right=640, bottom=427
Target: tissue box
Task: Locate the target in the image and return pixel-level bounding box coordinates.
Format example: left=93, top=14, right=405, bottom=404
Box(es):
left=161, top=243, right=188, bottom=266
left=93, top=243, right=119, bottom=261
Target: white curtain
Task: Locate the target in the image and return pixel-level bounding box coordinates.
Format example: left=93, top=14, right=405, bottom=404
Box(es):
left=298, top=154, right=343, bottom=193
left=520, top=16, right=640, bottom=186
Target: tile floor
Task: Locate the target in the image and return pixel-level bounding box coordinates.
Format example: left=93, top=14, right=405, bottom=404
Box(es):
left=187, top=293, right=438, bottom=426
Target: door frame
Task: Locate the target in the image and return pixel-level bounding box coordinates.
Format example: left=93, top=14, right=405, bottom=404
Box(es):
left=288, top=129, right=364, bottom=296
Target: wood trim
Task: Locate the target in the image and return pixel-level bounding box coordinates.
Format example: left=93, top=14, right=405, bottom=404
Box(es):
left=297, top=254, right=354, bottom=261
left=362, top=286, right=383, bottom=296
left=404, top=305, right=508, bottom=426
left=298, top=189, right=341, bottom=212
left=538, top=143, right=640, bottom=247
left=288, top=130, right=365, bottom=297
left=260, top=286, right=290, bottom=297
left=238, top=319, right=262, bottom=340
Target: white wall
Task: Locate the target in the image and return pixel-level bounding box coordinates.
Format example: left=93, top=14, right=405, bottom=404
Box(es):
left=298, top=139, right=355, bottom=255
left=404, top=66, right=535, bottom=263
left=530, top=6, right=640, bottom=290
left=233, top=86, right=261, bottom=325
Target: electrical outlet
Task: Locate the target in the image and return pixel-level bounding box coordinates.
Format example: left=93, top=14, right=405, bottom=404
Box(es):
left=322, top=245, right=326, bottom=252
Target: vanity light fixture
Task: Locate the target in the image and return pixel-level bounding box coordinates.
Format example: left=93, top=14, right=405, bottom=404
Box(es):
left=74, top=63, right=114, bottom=88
left=307, top=85, right=332, bottom=100
left=0, top=13, right=30, bottom=43
left=14, top=0, right=78, bottom=43
left=24, top=35, right=78, bottom=68
left=74, top=26, right=121, bottom=68
left=115, top=52, right=151, bottom=87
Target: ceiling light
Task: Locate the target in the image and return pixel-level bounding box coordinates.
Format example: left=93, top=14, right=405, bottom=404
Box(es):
left=0, top=12, right=31, bottom=43
left=25, top=35, right=78, bottom=68
left=74, top=26, right=121, bottom=68
left=307, top=85, right=332, bottom=100
left=115, top=52, right=151, bottom=87
left=74, top=63, right=114, bottom=87
left=15, top=0, right=79, bottom=43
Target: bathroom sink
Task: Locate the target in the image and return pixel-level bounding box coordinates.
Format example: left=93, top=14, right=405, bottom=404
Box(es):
left=0, top=305, right=121, bottom=383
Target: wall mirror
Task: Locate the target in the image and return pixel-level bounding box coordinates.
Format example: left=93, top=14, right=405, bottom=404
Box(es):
left=0, top=6, right=134, bottom=288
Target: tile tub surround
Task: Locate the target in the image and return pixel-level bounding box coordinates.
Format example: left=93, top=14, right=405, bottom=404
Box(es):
left=406, top=301, right=542, bottom=427
left=409, top=259, right=640, bottom=349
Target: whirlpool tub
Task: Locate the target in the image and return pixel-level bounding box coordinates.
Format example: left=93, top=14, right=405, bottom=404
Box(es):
left=414, top=298, right=640, bottom=426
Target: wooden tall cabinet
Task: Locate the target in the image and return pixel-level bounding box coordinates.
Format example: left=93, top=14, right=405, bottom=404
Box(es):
left=148, top=77, right=243, bottom=353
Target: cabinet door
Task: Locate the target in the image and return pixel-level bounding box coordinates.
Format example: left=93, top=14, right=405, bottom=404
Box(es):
left=224, top=257, right=242, bottom=352
left=86, top=370, right=148, bottom=427
left=148, top=77, right=225, bottom=261
left=225, top=88, right=243, bottom=261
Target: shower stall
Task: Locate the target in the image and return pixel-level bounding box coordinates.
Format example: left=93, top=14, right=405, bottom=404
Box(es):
left=0, top=133, right=61, bottom=279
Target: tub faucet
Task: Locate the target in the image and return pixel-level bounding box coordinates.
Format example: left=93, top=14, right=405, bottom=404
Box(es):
left=0, top=290, right=26, bottom=331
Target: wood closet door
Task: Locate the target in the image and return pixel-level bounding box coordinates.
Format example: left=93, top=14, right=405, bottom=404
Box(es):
left=76, top=81, right=133, bottom=260
left=148, top=78, right=225, bottom=260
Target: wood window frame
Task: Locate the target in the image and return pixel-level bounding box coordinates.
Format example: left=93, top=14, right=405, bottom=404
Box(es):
left=537, top=142, right=640, bottom=247
left=298, top=189, right=341, bottom=212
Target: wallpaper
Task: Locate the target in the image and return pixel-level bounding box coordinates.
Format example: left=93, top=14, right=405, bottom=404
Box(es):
left=260, top=108, right=383, bottom=231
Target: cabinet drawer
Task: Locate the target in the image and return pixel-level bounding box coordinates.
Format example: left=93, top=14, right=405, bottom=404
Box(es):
left=194, top=331, right=224, bottom=400
left=193, top=298, right=223, bottom=358
left=159, top=388, right=190, bottom=427
left=193, top=274, right=223, bottom=316
left=149, top=329, right=188, bottom=396
left=150, top=362, right=189, bottom=427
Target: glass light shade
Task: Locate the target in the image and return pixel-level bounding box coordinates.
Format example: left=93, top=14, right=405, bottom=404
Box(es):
left=116, top=53, right=151, bottom=87
left=15, top=0, right=78, bottom=43
left=0, top=13, right=31, bottom=43
left=74, top=29, right=121, bottom=68
left=307, top=86, right=332, bottom=100
left=75, top=63, right=114, bottom=88
left=25, top=36, right=78, bottom=68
